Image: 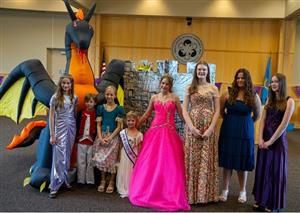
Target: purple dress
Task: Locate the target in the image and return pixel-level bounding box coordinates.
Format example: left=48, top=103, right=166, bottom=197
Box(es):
left=252, top=107, right=288, bottom=210
left=49, top=95, right=78, bottom=192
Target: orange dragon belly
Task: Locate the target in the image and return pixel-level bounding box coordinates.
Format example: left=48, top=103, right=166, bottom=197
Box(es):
left=69, top=43, right=98, bottom=111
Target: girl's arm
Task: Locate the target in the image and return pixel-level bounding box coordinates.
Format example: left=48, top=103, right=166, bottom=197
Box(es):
left=258, top=105, right=267, bottom=149
left=219, top=90, right=228, bottom=118
left=174, top=95, right=185, bottom=122
left=182, top=92, right=201, bottom=137
left=96, top=120, right=105, bottom=144
left=263, top=98, right=295, bottom=148
left=49, top=104, right=56, bottom=145
left=137, top=95, right=155, bottom=127
left=202, top=91, right=220, bottom=139
left=106, top=119, right=122, bottom=143
left=252, top=93, right=262, bottom=122
left=182, top=93, right=193, bottom=129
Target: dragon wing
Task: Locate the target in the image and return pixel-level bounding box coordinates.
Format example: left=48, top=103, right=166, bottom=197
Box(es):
left=0, top=59, right=57, bottom=123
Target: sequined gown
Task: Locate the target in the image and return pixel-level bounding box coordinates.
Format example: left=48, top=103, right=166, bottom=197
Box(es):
left=252, top=107, right=288, bottom=210
left=184, top=85, right=219, bottom=204
left=49, top=95, right=78, bottom=192
left=129, top=100, right=190, bottom=211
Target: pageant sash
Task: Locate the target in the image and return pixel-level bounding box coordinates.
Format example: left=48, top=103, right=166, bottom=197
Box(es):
left=119, top=129, right=137, bottom=165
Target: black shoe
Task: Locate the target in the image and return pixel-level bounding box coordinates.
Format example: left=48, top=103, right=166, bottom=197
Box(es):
left=49, top=191, right=57, bottom=199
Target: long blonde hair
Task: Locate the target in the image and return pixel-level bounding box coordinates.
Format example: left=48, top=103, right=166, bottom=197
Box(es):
left=55, top=74, right=74, bottom=110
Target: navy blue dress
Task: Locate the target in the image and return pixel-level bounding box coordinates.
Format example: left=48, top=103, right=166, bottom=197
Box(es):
left=219, top=100, right=255, bottom=171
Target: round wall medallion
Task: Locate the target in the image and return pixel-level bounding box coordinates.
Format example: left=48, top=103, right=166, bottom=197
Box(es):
left=172, top=34, right=204, bottom=64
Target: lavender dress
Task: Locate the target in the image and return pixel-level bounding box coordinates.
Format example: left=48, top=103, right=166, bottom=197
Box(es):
left=252, top=106, right=288, bottom=210
left=49, top=95, right=78, bottom=192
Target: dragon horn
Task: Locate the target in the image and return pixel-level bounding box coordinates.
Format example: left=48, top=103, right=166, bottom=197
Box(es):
left=84, top=3, right=96, bottom=22
left=64, top=0, right=76, bottom=21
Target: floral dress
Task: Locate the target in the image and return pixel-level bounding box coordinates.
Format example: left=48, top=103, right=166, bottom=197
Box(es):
left=184, top=85, right=219, bottom=204
left=91, top=104, right=124, bottom=173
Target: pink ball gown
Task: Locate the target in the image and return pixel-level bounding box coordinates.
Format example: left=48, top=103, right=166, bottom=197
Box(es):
left=129, top=100, right=191, bottom=211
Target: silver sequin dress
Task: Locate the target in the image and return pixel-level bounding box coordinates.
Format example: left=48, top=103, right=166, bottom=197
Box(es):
left=49, top=94, right=78, bottom=192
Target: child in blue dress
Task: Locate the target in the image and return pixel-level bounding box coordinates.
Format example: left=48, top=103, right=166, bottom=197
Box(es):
left=92, top=85, right=124, bottom=193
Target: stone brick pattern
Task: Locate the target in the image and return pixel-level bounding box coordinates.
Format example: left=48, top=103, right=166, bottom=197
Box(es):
left=123, top=70, right=185, bottom=135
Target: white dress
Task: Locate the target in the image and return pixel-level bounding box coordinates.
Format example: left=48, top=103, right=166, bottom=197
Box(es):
left=116, top=130, right=143, bottom=198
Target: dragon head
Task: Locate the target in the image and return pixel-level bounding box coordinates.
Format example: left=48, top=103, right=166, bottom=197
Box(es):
left=64, top=0, right=96, bottom=52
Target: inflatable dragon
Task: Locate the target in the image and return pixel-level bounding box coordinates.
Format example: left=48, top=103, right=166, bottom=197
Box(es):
left=0, top=0, right=124, bottom=190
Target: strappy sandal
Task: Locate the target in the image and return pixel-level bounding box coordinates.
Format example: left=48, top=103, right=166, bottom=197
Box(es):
left=219, top=190, right=229, bottom=202
left=97, top=180, right=106, bottom=192
left=106, top=181, right=114, bottom=193
left=238, top=191, right=247, bottom=203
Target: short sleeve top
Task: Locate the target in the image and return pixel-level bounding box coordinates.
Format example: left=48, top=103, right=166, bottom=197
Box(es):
left=96, top=104, right=125, bottom=133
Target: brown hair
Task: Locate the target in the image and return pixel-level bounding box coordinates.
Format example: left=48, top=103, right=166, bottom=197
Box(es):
left=55, top=74, right=74, bottom=110
left=266, top=73, right=287, bottom=111
left=84, top=93, right=97, bottom=102
left=188, top=61, right=211, bottom=94
left=228, top=68, right=255, bottom=107
left=160, top=74, right=174, bottom=92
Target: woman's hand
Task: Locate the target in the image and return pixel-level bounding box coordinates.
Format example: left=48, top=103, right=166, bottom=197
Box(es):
left=258, top=139, right=265, bottom=149
left=189, top=125, right=202, bottom=138
left=262, top=140, right=272, bottom=149
left=202, top=128, right=213, bottom=140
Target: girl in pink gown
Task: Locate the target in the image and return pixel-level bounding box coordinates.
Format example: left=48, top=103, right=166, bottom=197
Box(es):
left=129, top=74, right=191, bottom=211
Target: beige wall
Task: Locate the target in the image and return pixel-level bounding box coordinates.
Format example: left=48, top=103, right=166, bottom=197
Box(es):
left=0, top=10, right=68, bottom=73
left=0, top=0, right=68, bottom=12
left=0, top=9, right=96, bottom=75
left=286, top=0, right=300, bottom=16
